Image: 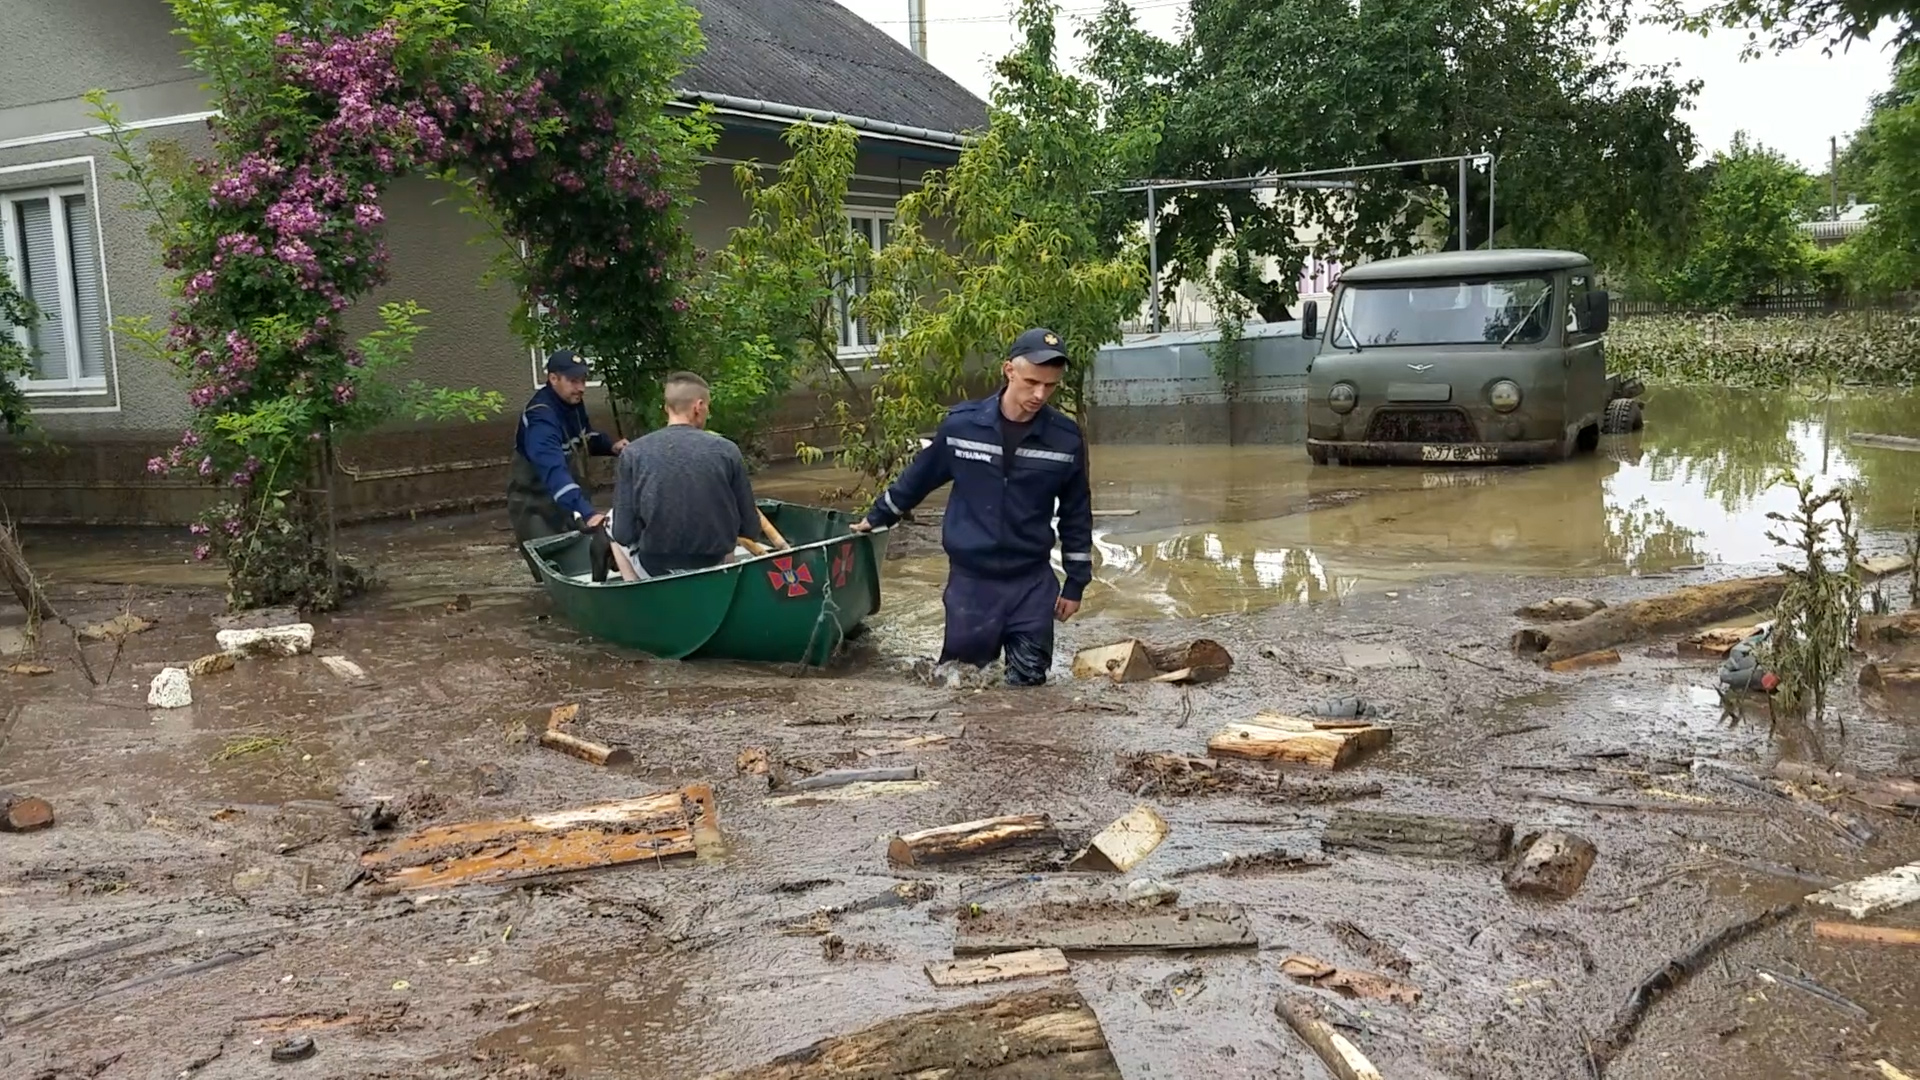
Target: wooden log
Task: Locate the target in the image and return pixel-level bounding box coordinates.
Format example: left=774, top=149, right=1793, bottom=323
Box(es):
left=1276, top=994, right=1384, bottom=1080
left=1548, top=648, right=1621, bottom=673
left=1857, top=611, right=1920, bottom=650
left=357, top=784, right=715, bottom=889
left=1504, top=829, right=1598, bottom=899
left=1861, top=662, right=1920, bottom=691
left=1068, top=805, right=1169, bottom=873
left=887, top=814, right=1057, bottom=867
left=952, top=902, right=1257, bottom=954
left=1812, top=921, right=1920, bottom=946
left=1071, top=640, right=1156, bottom=683
left=1808, top=860, right=1920, bottom=919
left=1770, top=761, right=1920, bottom=812
left=1144, top=639, right=1234, bottom=684
left=538, top=729, right=632, bottom=767
left=1513, top=574, right=1787, bottom=664
left=1517, top=596, right=1607, bottom=621
left=1322, top=809, right=1513, bottom=862
left=924, top=948, right=1070, bottom=987
left=782, top=766, right=922, bottom=793
left=705, top=988, right=1120, bottom=1079
left=1849, top=432, right=1920, bottom=452
left=1208, top=714, right=1391, bottom=770
left=2, top=791, right=54, bottom=833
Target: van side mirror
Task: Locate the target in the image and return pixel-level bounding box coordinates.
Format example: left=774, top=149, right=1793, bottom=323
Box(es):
left=1300, top=300, right=1319, bottom=340
left=1583, top=289, right=1610, bottom=334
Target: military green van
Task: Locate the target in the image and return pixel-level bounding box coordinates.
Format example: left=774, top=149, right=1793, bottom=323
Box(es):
left=1300, top=249, right=1641, bottom=465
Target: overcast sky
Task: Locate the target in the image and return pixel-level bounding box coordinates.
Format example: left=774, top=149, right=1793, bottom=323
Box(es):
left=834, top=0, right=1896, bottom=173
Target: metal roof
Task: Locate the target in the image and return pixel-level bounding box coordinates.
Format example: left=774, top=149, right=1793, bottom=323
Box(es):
left=1339, top=249, right=1591, bottom=283
left=679, top=0, right=988, bottom=142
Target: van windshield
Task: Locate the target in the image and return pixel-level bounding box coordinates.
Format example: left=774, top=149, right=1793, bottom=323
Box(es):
left=1331, top=275, right=1553, bottom=348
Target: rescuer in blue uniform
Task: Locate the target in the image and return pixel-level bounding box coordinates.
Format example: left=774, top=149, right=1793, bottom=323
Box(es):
left=507, top=349, right=627, bottom=580
left=852, top=328, right=1094, bottom=685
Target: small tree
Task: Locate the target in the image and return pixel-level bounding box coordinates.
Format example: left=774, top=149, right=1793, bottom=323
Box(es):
left=1834, top=56, right=1920, bottom=293
left=1663, top=135, right=1819, bottom=308
left=1761, top=473, right=1864, bottom=727
left=0, top=265, right=34, bottom=433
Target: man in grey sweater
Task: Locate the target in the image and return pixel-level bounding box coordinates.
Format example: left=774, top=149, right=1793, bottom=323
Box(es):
left=611, top=372, right=765, bottom=577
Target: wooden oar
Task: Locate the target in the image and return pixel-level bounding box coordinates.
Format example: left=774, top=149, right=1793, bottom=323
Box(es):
left=757, top=509, right=790, bottom=550
left=737, top=536, right=769, bottom=557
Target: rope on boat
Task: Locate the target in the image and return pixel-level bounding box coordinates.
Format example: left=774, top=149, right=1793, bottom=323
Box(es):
left=790, top=564, right=845, bottom=678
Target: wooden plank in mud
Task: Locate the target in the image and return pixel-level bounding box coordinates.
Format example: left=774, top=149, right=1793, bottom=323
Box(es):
left=704, top=987, right=1121, bottom=1079
left=357, top=784, right=717, bottom=889
left=1322, top=809, right=1513, bottom=862
left=1209, top=714, right=1391, bottom=770
left=925, top=948, right=1070, bottom=987
left=952, top=902, right=1257, bottom=955
left=1808, top=860, right=1920, bottom=919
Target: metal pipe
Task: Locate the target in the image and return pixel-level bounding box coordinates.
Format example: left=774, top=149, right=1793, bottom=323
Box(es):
left=1487, top=155, right=1497, bottom=249
left=908, top=0, right=928, bottom=59
left=1107, top=154, right=1483, bottom=195
left=1147, top=185, right=1161, bottom=333
left=1458, top=156, right=1467, bottom=252
left=671, top=91, right=968, bottom=149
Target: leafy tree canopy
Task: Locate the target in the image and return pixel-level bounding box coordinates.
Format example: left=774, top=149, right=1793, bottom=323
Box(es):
left=1661, top=133, right=1819, bottom=307
left=1083, top=0, right=1700, bottom=310
left=1658, top=0, right=1916, bottom=59
left=1834, top=55, right=1920, bottom=290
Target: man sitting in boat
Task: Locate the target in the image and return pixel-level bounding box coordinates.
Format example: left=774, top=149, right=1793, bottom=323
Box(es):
left=610, top=371, right=767, bottom=579
left=851, top=328, right=1094, bottom=685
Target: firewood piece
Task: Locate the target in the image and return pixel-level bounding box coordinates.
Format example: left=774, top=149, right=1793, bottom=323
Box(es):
left=1812, top=921, right=1920, bottom=946
left=547, top=703, right=579, bottom=730
left=357, top=784, right=716, bottom=890
left=2, top=791, right=54, bottom=833
left=1209, top=713, right=1392, bottom=770
left=186, top=652, right=235, bottom=677
left=1585, top=903, right=1800, bottom=1077
left=1861, top=662, right=1920, bottom=691
left=706, top=988, right=1120, bottom=1079
left=1808, top=860, right=1920, bottom=919
left=1072, top=640, right=1156, bottom=683
left=1513, top=574, right=1787, bottom=664
left=1279, top=954, right=1422, bottom=1004
left=1504, top=829, right=1598, bottom=899
left=538, top=728, right=632, bottom=767
left=887, top=814, right=1056, bottom=867
left=1548, top=649, right=1622, bottom=673
left=783, top=766, right=922, bottom=793
left=952, top=902, right=1257, bottom=954
left=1878, top=1060, right=1919, bottom=1080
left=924, top=948, right=1070, bottom=987
left=1068, top=805, right=1169, bottom=873
left=1678, top=625, right=1763, bottom=658
left=1144, top=639, right=1234, bottom=683
left=1322, top=809, right=1513, bottom=862
left=1857, top=611, right=1920, bottom=650
left=1276, top=994, right=1384, bottom=1080
left=1770, top=761, right=1920, bottom=812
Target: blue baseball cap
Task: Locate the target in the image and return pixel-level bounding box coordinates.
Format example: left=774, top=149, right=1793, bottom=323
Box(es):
left=545, top=348, right=591, bottom=379
left=1007, top=328, right=1068, bottom=365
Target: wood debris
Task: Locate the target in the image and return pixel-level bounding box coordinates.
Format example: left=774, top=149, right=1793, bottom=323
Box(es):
left=3, top=791, right=55, bottom=833
left=1808, top=860, right=1920, bottom=919
left=925, top=948, right=1069, bottom=987
left=1276, top=994, right=1383, bottom=1080
left=1516, top=596, right=1607, bottom=621
left=186, top=652, right=234, bottom=677
left=547, top=703, right=580, bottom=729
left=855, top=733, right=954, bottom=758
left=1322, top=809, right=1513, bottom=862
left=1860, top=662, right=1920, bottom=692
left=538, top=728, right=631, bottom=767
left=1068, top=805, right=1169, bottom=873
left=1505, top=829, right=1598, bottom=900
left=1167, top=850, right=1330, bottom=880
left=319, top=655, right=374, bottom=685
left=735, top=746, right=770, bottom=776
left=1880, top=1062, right=1918, bottom=1080
left=356, top=784, right=718, bottom=890
left=1678, top=624, right=1763, bottom=658
left=953, top=901, right=1257, bottom=955
left=780, top=766, right=922, bottom=793
left=1280, top=954, right=1422, bottom=1004
left=1072, top=638, right=1234, bottom=684
left=1328, top=920, right=1413, bottom=975
left=887, top=814, right=1056, bottom=867
left=1513, top=574, right=1786, bottom=664
left=4, top=662, right=52, bottom=676
left=706, top=988, right=1120, bottom=1079
left=1771, top=761, right=1920, bottom=813
left=77, top=613, right=155, bottom=643
left=1548, top=648, right=1622, bottom=673
left=1071, top=640, right=1156, bottom=683
left=1856, top=554, right=1916, bottom=578
left=1208, top=713, right=1391, bottom=770
left=1856, top=611, right=1920, bottom=650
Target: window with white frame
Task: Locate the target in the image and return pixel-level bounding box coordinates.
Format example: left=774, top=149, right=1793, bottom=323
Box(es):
left=1, top=185, right=107, bottom=393
left=837, top=208, right=893, bottom=355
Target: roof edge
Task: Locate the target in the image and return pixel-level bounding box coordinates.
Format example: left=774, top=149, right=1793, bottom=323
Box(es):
left=671, top=90, right=975, bottom=150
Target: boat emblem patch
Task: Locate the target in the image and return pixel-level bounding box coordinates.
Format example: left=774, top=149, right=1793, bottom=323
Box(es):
left=830, top=543, right=855, bottom=588
left=767, top=556, right=814, bottom=597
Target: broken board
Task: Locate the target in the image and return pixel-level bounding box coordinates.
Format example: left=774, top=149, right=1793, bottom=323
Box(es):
left=358, top=784, right=717, bottom=890
left=1322, top=809, right=1513, bottom=862
left=925, top=948, right=1070, bottom=987
left=1807, top=860, right=1920, bottom=919
left=1068, top=804, right=1170, bottom=873
left=705, top=988, right=1120, bottom=1079
left=1338, top=642, right=1419, bottom=670
left=1208, top=713, right=1392, bottom=770
left=952, top=902, right=1257, bottom=955
left=1679, top=624, right=1763, bottom=659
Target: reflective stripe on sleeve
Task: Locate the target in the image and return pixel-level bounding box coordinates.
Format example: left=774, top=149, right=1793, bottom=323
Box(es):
left=1015, top=446, right=1075, bottom=463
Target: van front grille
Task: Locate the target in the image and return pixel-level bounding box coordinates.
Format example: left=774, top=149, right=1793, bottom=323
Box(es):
left=1364, top=408, right=1478, bottom=444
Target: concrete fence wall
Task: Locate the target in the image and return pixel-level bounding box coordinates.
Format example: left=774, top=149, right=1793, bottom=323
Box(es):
left=1084, top=322, right=1317, bottom=445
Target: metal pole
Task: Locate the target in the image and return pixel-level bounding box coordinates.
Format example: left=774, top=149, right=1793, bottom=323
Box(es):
left=1147, top=184, right=1161, bottom=333
left=1487, top=155, right=1496, bottom=249
left=1830, top=135, right=1839, bottom=221
left=1457, top=156, right=1468, bottom=252
left=907, top=0, right=927, bottom=59
left=1108, top=152, right=1495, bottom=195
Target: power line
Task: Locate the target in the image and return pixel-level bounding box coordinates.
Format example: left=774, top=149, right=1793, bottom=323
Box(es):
left=857, top=0, right=1189, bottom=27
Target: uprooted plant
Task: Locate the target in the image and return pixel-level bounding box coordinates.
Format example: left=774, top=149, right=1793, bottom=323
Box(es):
left=1760, top=472, right=1864, bottom=728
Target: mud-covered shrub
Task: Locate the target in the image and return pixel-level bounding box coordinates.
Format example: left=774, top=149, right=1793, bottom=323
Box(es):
left=1609, top=312, right=1920, bottom=388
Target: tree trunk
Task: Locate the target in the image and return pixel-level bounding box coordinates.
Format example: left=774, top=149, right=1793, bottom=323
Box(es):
left=1322, top=809, right=1513, bottom=862
left=1513, top=575, right=1788, bottom=663
left=537, top=729, right=632, bottom=767
left=887, top=814, right=1057, bottom=867
left=2, top=791, right=54, bottom=833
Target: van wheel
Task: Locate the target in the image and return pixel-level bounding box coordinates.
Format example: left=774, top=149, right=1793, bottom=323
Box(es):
left=1602, top=398, right=1644, bottom=435
left=1574, top=424, right=1600, bottom=454
left=1308, top=444, right=1330, bottom=465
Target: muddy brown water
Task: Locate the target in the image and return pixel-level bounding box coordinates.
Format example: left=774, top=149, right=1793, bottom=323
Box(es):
left=2, top=386, right=1918, bottom=1079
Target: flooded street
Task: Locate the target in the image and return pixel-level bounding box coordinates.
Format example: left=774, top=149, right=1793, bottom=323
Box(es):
left=4, top=386, right=1919, bottom=1079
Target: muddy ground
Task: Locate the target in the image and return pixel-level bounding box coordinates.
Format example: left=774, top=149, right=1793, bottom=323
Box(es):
left=4, top=388, right=1920, bottom=1080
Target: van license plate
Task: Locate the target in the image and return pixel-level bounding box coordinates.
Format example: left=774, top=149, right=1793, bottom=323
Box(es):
left=1420, top=444, right=1498, bottom=463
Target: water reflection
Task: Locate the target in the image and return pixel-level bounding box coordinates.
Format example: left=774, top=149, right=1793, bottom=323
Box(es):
left=883, top=385, right=1920, bottom=621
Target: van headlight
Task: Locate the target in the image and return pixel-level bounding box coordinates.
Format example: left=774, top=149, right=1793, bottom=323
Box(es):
left=1490, top=379, right=1522, bottom=413
left=1328, top=382, right=1358, bottom=414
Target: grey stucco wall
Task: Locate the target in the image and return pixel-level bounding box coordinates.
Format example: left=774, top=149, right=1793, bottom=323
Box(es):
left=0, top=0, right=203, bottom=141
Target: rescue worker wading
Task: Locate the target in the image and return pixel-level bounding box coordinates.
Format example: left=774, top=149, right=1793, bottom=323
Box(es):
left=508, top=349, right=627, bottom=580
left=852, top=328, right=1093, bottom=686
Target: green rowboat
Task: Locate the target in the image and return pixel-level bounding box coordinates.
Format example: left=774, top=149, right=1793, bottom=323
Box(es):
left=523, top=499, right=892, bottom=666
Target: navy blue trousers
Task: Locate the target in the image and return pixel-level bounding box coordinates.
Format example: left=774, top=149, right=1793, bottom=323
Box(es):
left=940, top=566, right=1059, bottom=686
